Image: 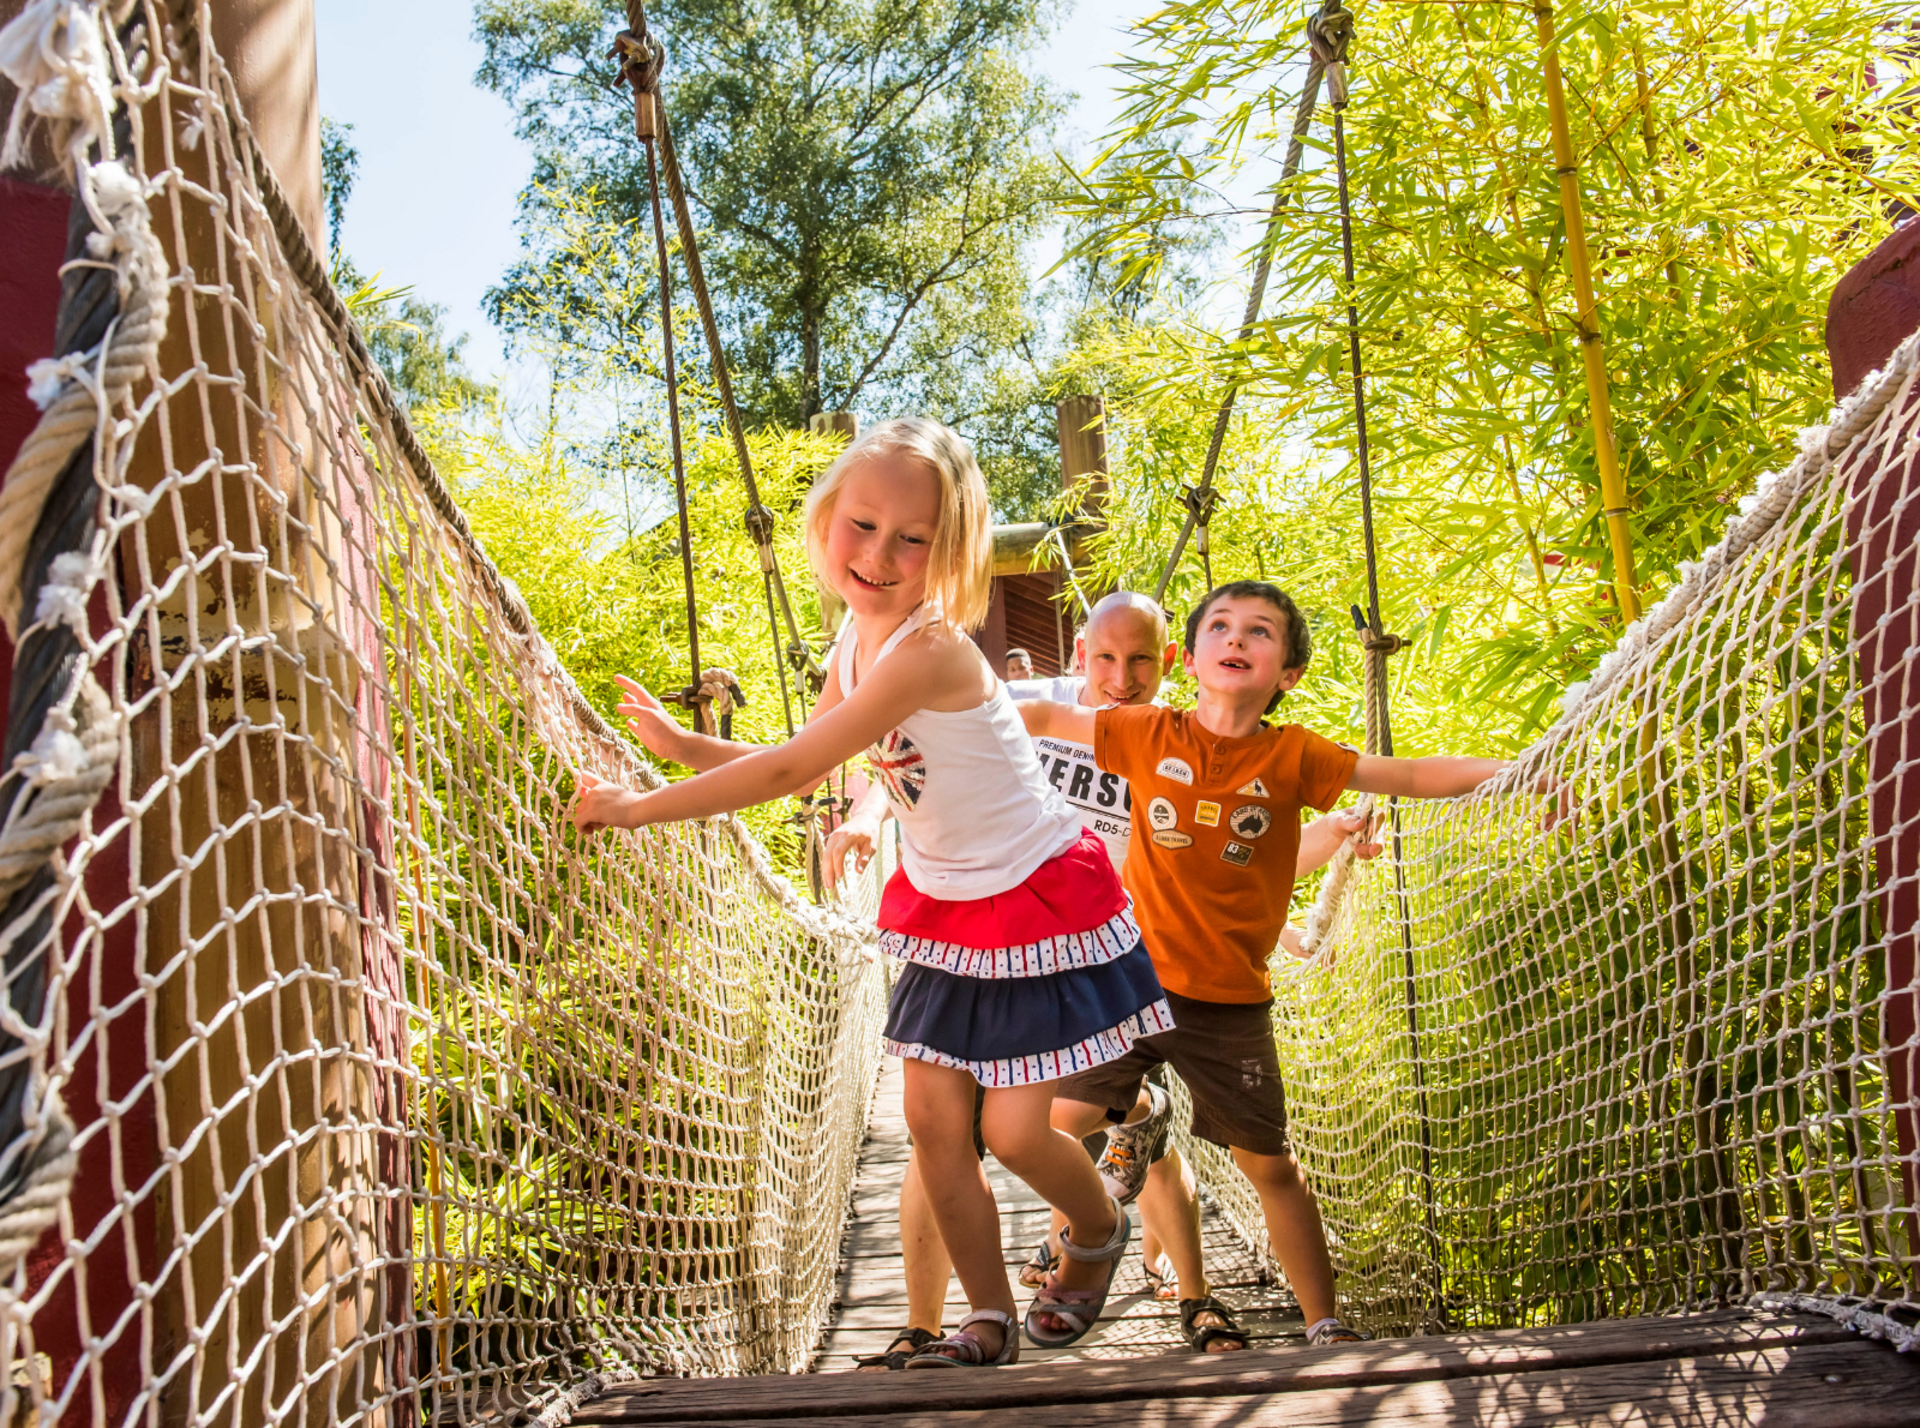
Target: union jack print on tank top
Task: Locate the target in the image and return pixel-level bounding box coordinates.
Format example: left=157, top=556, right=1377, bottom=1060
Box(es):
left=867, top=728, right=927, bottom=808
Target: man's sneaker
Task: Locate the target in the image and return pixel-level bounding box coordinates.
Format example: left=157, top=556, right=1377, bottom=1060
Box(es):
left=1096, top=1082, right=1172, bottom=1204
left=1305, top=1317, right=1371, bottom=1346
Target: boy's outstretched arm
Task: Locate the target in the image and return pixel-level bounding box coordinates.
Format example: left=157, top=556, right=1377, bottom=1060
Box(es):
left=1348, top=754, right=1507, bottom=800
left=1017, top=699, right=1097, bottom=746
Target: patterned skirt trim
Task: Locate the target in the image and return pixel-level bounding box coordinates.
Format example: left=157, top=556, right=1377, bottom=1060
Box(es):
left=878, top=906, right=1142, bottom=980
left=886, top=998, right=1176, bottom=1088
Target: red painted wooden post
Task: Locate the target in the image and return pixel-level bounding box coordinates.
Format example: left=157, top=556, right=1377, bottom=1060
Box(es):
left=1828, top=219, right=1920, bottom=1284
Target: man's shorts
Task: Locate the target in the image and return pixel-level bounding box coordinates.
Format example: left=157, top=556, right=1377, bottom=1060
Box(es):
left=1052, top=991, right=1291, bottom=1157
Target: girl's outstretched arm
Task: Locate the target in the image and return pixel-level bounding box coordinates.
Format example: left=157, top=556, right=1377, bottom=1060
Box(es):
left=574, top=632, right=969, bottom=833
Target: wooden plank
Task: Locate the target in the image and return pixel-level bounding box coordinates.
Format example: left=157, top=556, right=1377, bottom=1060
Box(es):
left=575, top=1313, right=1860, bottom=1423
left=587, top=1339, right=1920, bottom=1428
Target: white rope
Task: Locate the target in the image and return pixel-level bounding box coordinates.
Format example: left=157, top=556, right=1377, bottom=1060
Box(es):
left=0, top=0, right=155, bottom=1292
left=1750, top=1292, right=1920, bottom=1354
left=0, top=0, right=125, bottom=174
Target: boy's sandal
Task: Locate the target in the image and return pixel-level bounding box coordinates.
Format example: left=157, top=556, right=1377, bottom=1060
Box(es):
left=1016, top=1237, right=1059, bottom=1289
left=1305, top=1316, right=1371, bottom=1346
left=1180, top=1295, right=1250, bottom=1354
left=1143, top=1252, right=1177, bottom=1301
left=850, top=1325, right=939, bottom=1371
left=1023, top=1197, right=1131, bottom=1349
left=904, top=1310, right=1019, bottom=1368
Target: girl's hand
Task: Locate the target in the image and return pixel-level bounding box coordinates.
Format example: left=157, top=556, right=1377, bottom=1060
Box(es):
left=615, top=675, right=691, bottom=763
left=572, top=771, right=645, bottom=833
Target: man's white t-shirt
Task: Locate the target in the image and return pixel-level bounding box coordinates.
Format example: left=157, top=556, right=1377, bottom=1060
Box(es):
left=1006, top=675, right=1144, bottom=872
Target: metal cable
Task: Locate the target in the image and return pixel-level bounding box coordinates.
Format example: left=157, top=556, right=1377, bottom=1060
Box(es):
left=1151, top=2, right=1341, bottom=606
left=619, top=4, right=820, bottom=732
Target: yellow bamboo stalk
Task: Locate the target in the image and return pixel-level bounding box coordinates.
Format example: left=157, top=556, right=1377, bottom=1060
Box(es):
left=1533, top=0, right=1642, bottom=623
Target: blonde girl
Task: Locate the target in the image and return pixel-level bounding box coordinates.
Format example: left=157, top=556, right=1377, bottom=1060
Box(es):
left=574, top=417, right=1172, bottom=1366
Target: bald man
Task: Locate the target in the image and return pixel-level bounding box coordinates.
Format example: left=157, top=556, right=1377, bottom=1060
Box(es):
left=827, top=592, right=1368, bottom=1362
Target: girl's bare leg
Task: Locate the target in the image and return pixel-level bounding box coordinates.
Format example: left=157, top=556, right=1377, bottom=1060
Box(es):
left=900, top=1150, right=954, bottom=1327
left=982, top=1083, right=1120, bottom=1318
left=901, top=1061, right=1015, bottom=1357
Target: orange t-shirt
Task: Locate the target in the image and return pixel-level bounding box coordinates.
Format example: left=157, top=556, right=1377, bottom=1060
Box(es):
left=1095, top=706, right=1359, bottom=1003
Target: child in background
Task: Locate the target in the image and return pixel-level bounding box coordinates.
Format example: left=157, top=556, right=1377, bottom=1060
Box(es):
left=1020, top=580, right=1522, bottom=1346
left=576, top=418, right=1169, bottom=1366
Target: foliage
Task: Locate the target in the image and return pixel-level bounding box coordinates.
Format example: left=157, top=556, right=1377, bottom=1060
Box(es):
left=1057, top=0, right=1920, bottom=754
left=421, top=394, right=847, bottom=866
left=473, top=0, right=1064, bottom=508
left=320, top=115, right=494, bottom=413
left=320, top=115, right=358, bottom=261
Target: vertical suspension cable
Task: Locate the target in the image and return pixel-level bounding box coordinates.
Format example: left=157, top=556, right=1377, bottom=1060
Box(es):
left=636, top=68, right=704, bottom=713
left=1152, top=4, right=1338, bottom=606
left=1318, top=8, right=1447, bottom=1330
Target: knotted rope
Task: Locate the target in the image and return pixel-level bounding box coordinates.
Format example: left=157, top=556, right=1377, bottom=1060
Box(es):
left=0, top=0, right=157, bottom=1279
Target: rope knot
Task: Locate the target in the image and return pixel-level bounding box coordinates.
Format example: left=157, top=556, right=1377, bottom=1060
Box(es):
left=698, top=668, right=746, bottom=719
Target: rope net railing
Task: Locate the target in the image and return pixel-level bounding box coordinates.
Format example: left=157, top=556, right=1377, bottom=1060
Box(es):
left=0, top=2, right=891, bottom=1423
left=1176, top=328, right=1920, bottom=1340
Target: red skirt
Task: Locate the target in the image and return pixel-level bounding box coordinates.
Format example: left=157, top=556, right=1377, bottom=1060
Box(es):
left=879, top=830, right=1126, bottom=948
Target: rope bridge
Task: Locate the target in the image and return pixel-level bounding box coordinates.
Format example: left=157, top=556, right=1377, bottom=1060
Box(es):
left=0, top=1, right=889, bottom=1421
left=0, top=1, right=1914, bottom=1424
left=1191, top=328, right=1920, bottom=1343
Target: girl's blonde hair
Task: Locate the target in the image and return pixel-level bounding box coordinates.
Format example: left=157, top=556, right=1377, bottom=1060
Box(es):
left=805, top=417, right=993, bottom=632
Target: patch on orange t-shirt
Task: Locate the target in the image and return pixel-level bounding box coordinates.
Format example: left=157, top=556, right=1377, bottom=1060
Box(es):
left=1096, top=706, right=1357, bottom=1003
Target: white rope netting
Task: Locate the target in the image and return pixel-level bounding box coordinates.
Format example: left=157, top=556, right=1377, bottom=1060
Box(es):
left=1176, top=326, right=1920, bottom=1338
left=2, top=0, right=1918, bottom=1419
left=0, top=3, right=891, bottom=1423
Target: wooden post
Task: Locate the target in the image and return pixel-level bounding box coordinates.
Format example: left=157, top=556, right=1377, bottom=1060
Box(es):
left=1830, top=222, right=1920, bottom=1284
left=808, top=411, right=857, bottom=441
left=1056, top=395, right=1109, bottom=526
left=1532, top=0, right=1640, bottom=623
left=1056, top=396, right=1108, bottom=616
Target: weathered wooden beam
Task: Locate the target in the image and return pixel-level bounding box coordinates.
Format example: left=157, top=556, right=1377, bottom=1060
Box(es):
left=574, top=1312, right=1882, bottom=1424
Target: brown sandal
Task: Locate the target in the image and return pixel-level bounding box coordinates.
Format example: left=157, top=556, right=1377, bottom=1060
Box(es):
left=851, top=1325, right=939, bottom=1371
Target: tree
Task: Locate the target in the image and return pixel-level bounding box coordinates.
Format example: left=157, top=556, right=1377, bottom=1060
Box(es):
left=474, top=0, right=1062, bottom=436
left=319, top=116, right=492, bottom=414
left=1059, top=0, right=1920, bottom=749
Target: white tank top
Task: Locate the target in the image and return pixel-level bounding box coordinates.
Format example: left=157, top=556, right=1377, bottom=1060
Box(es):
left=838, top=605, right=1081, bottom=900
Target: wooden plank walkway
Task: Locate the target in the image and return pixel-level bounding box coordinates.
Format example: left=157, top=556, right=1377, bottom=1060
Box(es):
left=580, top=1311, right=1920, bottom=1424
left=816, top=1057, right=1301, bottom=1371
left=569, top=1057, right=1920, bottom=1426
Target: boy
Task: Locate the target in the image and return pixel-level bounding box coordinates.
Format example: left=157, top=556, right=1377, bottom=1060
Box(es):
left=1019, top=580, right=1510, bottom=1345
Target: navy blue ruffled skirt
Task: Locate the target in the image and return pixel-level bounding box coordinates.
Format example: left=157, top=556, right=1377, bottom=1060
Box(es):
left=877, top=831, right=1174, bottom=1086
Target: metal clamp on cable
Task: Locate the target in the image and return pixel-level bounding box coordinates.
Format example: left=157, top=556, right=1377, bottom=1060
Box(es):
left=1307, top=2, right=1354, bottom=107
left=1350, top=604, right=1404, bottom=655
left=744, top=502, right=778, bottom=573
left=610, top=30, right=664, bottom=137
left=1181, top=484, right=1222, bottom=585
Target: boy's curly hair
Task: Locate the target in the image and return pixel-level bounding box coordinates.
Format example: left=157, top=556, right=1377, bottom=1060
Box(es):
left=1183, top=581, right=1311, bottom=715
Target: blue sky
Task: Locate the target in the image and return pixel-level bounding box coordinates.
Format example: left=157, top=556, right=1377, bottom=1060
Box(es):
left=314, top=0, right=1165, bottom=386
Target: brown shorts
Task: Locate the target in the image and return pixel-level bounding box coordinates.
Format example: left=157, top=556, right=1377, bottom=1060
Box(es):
left=1052, top=991, right=1291, bottom=1156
